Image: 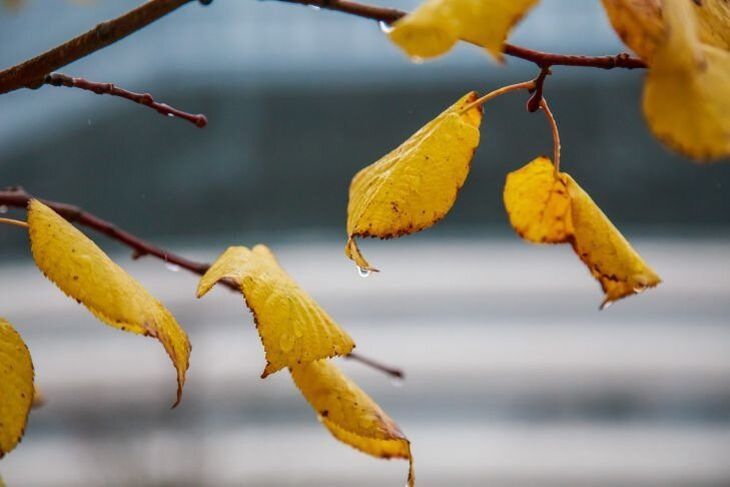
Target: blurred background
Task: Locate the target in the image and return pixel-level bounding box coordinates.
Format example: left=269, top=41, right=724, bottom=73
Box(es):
left=1, top=1, right=729, bottom=486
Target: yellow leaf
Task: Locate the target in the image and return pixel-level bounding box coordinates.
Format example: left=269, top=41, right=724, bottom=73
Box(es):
left=0, top=318, right=34, bottom=458
left=600, top=0, right=663, bottom=61
left=504, top=158, right=661, bottom=307
left=346, top=92, right=482, bottom=271
left=692, top=0, right=730, bottom=51
left=196, top=245, right=354, bottom=377
left=643, top=0, right=730, bottom=160
left=290, top=359, right=414, bottom=486
left=27, top=200, right=190, bottom=406
left=503, top=156, right=572, bottom=243
left=389, top=0, right=539, bottom=61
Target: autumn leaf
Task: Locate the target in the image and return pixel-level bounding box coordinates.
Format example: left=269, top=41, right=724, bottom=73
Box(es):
left=196, top=245, right=354, bottom=377
left=388, top=0, right=539, bottom=61
left=504, top=157, right=661, bottom=307
left=600, top=0, right=663, bottom=61
left=642, top=0, right=730, bottom=160
left=27, top=199, right=190, bottom=406
left=0, top=318, right=34, bottom=458
left=290, top=359, right=414, bottom=486
left=346, top=92, right=482, bottom=271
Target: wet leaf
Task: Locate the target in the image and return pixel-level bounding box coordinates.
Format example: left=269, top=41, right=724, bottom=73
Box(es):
left=643, top=0, right=730, bottom=160
left=0, top=318, right=34, bottom=458
left=389, top=0, right=539, bottom=61
left=504, top=158, right=661, bottom=307
left=197, top=245, right=354, bottom=377
left=346, top=92, right=482, bottom=271
left=290, top=359, right=414, bottom=486
left=27, top=200, right=190, bottom=406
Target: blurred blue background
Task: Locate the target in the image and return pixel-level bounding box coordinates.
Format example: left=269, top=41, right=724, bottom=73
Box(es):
left=1, top=1, right=729, bottom=486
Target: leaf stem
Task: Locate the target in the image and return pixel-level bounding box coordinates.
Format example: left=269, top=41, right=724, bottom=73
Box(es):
left=460, top=80, right=536, bottom=113
left=539, top=98, right=561, bottom=173
left=0, top=217, right=29, bottom=229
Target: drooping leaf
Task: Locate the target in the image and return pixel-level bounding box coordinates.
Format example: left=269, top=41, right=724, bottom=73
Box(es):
left=504, top=158, right=661, bottom=307
left=346, top=92, right=482, bottom=271
left=389, top=0, right=539, bottom=61
left=27, top=199, right=190, bottom=406
left=643, top=0, right=730, bottom=160
left=196, top=245, right=354, bottom=377
left=503, top=157, right=572, bottom=243
left=600, top=0, right=663, bottom=61
left=0, top=318, right=34, bottom=458
left=290, top=359, right=414, bottom=486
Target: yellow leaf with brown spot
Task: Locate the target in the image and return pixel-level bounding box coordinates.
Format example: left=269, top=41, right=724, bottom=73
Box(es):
left=389, top=0, right=539, bottom=61
left=643, top=0, right=730, bottom=160
left=27, top=199, right=190, bottom=406
left=196, top=245, right=354, bottom=377
left=290, top=359, right=414, bottom=486
left=600, top=0, right=663, bottom=61
left=503, top=156, right=572, bottom=243
left=0, top=318, right=34, bottom=458
left=504, top=158, right=661, bottom=307
left=346, top=92, right=482, bottom=271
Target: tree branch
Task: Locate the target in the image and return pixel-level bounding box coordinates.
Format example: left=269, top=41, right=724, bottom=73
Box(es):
left=45, top=73, right=208, bottom=128
left=0, top=0, right=197, bottom=94
left=278, top=0, right=647, bottom=69
left=0, top=186, right=403, bottom=379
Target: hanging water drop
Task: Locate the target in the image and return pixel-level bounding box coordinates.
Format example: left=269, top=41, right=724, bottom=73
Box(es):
left=378, top=21, right=393, bottom=34
left=411, top=56, right=425, bottom=65
left=600, top=300, right=613, bottom=310
left=357, top=266, right=371, bottom=278
left=308, top=4, right=321, bottom=10
left=0, top=205, right=8, bottom=214
left=165, top=262, right=181, bottom=272
left=390, top=376, right=404, bottom=388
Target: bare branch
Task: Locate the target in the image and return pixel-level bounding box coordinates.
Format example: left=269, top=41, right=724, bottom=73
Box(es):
left=0, top=186, right=404, bottom=379
left=0, top=0, right=197, bottom=94
left=45, top=73, right=207, bottom=128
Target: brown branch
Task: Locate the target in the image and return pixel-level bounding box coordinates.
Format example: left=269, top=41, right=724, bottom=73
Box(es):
left=278, top=0, right=647, bottom=70
left=0, top=186, right=403, bottom=379
left=45, top=73, right=208, bottom=128
left=0, top=0, right=197, bottom=94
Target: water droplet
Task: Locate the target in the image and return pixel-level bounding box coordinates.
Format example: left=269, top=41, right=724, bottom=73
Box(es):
left=378, top=20, right=393, bottom=34
left=167, top=113, right=175, bottom=117
left=357, top=266, right=371, bottom=278
left=600, top=300, right=613, bottom=310
left=165, top=262, right=181, bottom=272
left=280, top=334, right=295, bottom=352
left=633, top=286, right=646, bottom=293
left=0, top=205, right=8, bottom=214
left=390, top=377, right=404, bottom=388
left=308, top=4, right=321, bottom=10
left=411, top=56, right=425, bottom=64
left=316, top=414, right=325, bottom=423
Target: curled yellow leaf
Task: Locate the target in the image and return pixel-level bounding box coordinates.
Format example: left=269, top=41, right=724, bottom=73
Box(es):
left=504, top=158, right=661, bottom=307
left=0, top=318, right=34, bottom=458
left=196, top=245, right=354, bottom=377
left=346, top=92, right=482, bottom=271
left=27, top=200, right=190, bottom=406
left=643, top=0, right=730, bottom=161
left=290, top=359, right=414, bottom=486
left=389, top=0, right=539, bottom=61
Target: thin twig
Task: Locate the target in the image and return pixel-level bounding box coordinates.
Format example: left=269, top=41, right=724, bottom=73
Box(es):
left=0, top=217, right=29, bottom=229
left=45, top=73, right=207, bottom=128
left=0, top=0, right=197, bottom=94
left=460, top=80, right=536, bottom=113
left=0, top=186, right=404, bottom=379
left=540, top=98, right=561, bottom=172
left=277, top=0, right=647, bottom=70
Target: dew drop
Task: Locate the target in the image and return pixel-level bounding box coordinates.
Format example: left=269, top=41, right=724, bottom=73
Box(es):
left=167, top=113, right=175, bottom=118
left=600, top=300, right=613, bottom=310
left=378, top=20, right=393, bottom=34
left=411, top=56, right=425, bottom=64
left=390, top=376, right=404, bottom=388
left=0, top=205, right=8, bottom=214
left=308, top=4, right=321, bottom=10
left=357, top=266, right=371, bottom=278
left=316, top=414, right=325, bottom=423
left=165, top=262, right=181, bottom=272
